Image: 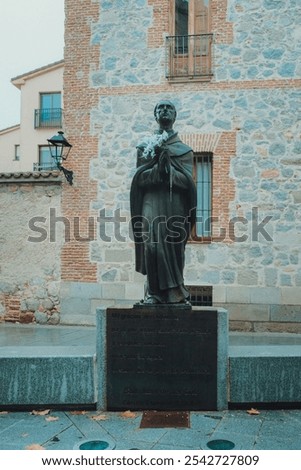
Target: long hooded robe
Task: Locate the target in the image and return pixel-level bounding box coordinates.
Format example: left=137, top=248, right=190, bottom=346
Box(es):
left=130, top=131, right=197, bottom=303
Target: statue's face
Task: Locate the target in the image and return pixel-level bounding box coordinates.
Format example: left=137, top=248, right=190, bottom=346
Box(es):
left=155, top=101, right=176, bottom=127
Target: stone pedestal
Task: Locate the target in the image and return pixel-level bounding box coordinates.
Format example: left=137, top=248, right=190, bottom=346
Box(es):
left=96, top=306, right=228, bottom=411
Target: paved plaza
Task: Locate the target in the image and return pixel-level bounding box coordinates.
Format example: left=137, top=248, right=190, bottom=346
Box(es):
left=1, top=408, right=301, bottom=450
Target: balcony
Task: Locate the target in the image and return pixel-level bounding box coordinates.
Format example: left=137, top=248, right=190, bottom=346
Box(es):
left=33, top=162, right=58, bottom=172
left=34, top=108, right=63, bottom=129
left=165, top=34, right=213, bottom=81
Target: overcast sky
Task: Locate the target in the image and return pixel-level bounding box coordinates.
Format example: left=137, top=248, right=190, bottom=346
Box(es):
left=0, top=0, right=64, bottom=130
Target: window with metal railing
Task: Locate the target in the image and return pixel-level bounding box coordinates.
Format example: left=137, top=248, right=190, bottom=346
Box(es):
left=165, top=33, right=213, bottom=79
left=34, top=92, right=62, bottom=128
left=33, top=146, right=57, bottom=171
left=34, top=108, right=63, bottom=128
left=167, top=0, right=213, bottom=80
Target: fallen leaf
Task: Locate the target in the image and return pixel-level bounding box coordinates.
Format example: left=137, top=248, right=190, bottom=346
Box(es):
left=45, top=416, right=59, bottom=422
left=121, top=410, right=136, bottom=419
left=0, top=411, right=9, bottom=415
left=26, top=444, right=45, bottom=450
left=70, top=410, right=87, bottom=415
left=31, top=409, right=50, bottom=416
left=91, top=414, right=108, bottom=421
left=247, top=408, right=260, bottom=415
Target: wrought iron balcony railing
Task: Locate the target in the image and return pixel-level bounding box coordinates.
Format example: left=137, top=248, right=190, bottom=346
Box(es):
left=34, top=108, right=63, bottom=128
left=165, top=34, right=213, bottom=80
left=33, top=162, right=58, bottom=172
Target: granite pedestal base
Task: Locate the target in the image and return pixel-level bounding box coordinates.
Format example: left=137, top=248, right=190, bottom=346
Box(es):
left=96, top=306, right=228, bottom=411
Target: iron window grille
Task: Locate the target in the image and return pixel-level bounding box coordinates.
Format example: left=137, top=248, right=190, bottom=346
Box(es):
left=165, top=34, right=213, bottom=80
left=187, top=285, right=213, bottom=306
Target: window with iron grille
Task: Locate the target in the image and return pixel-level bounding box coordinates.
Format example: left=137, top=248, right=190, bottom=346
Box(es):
left=34, top=92, right=62, bottom=128
left=193, top=152, right=213, bottom=241
left=166, top=0, right=213, bottom=80
left=187, top=285, right=213, bottom=306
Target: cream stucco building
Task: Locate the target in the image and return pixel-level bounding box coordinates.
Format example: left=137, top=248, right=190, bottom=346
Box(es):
left=0, top=60, right=64, bottom=173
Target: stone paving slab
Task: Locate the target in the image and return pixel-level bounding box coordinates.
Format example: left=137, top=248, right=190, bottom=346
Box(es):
left=0, top=410, right=301, bottom=450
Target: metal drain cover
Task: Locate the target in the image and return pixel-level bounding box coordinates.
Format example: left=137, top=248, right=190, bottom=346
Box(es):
left=140, top=411, right=190, bottom=428
left=73, top=437, right=116, bottom=450
left=207, top=439, right=235, bottom=450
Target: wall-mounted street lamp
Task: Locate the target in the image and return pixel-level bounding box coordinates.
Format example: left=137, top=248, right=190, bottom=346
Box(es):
left=47, top=131, right=73, bottom=185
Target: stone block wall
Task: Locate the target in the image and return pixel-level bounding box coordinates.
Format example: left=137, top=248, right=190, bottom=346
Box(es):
left=61, top=0, right=301, bottom=331
left=0, top=173, right=62, bottom=324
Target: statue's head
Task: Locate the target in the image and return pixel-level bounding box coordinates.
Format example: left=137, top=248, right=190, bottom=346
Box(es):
left=154, top=100, right=177, bottom=129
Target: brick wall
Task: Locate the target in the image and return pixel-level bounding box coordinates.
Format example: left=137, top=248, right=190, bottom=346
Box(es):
left=62, top=0, right=100, bottom=283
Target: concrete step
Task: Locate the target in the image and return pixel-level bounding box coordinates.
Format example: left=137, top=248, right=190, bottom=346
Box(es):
left=0, top=324, right=96, bottom=407
left=229, top=332, right=301, bottom=404
left=0, top=346, right=95, bottom=407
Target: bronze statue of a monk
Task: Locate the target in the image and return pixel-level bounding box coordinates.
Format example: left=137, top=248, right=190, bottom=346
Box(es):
left=130, top=100, right=196, bottom=304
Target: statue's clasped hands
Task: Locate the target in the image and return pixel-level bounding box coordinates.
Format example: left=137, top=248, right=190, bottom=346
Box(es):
left=158, top=147, right=170, bottom=178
